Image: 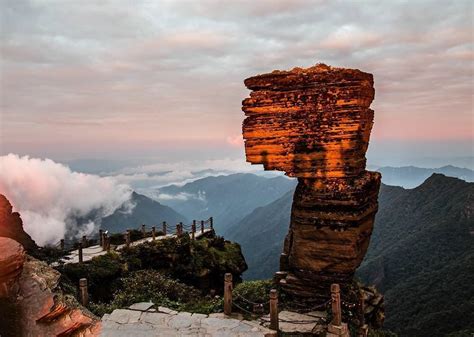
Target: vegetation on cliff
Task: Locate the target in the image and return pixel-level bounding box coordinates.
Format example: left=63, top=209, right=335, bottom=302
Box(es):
left=58, top=233, right=247, bottom=316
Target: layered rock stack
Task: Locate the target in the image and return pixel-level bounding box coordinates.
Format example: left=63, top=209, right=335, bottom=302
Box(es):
left=241, top=64, right=381, bottom=301
left=0, top=194, right=37, bottom=252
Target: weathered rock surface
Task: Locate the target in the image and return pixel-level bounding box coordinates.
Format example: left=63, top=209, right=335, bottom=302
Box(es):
left=0, top=194, right=37, bottom=252
left=242, top=64, right=375, bottom=179
left=0, top=237, right=25, bottom=298
left=241, top=64, right=381, bottom=300
left=0, top=236, right=101, bottom=336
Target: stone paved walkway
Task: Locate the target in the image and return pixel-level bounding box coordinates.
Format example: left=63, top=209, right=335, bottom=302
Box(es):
left=100, top=302, right=277, bottom=337
left=61, top=229, right=213, bottom=264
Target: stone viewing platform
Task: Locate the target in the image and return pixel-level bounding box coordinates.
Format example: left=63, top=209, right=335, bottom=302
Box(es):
left=101, top=302, right=277, bottom=337
left=57, top=218, right=215, bottom=265
left=60, top=228, right=214, bottom=265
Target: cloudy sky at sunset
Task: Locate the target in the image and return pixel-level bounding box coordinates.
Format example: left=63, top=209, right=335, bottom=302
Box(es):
left=1, top=0, right=473, bottom=168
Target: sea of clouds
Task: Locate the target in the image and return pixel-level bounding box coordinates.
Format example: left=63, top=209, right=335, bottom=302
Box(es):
left=0, top=154, right=133, bottom=245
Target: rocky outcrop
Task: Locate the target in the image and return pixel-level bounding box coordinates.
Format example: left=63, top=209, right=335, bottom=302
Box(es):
left=241, top=64, right=381, bottom=301
left=0, top=194, right=37, bottom=252
left=0, top=238, right=25, bottom=298
left=0, top=237, right=101, bottom=337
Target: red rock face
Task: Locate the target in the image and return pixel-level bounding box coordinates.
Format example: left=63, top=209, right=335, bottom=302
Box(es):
left=0, top=194, right=37, bottom=252
left=0, top=237, right=25, bottom=298
left=241, top=64, right=381, bottom=300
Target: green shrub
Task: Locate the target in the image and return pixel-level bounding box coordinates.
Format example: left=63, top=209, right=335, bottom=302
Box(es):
left=233, top=280, right=273, bottom=314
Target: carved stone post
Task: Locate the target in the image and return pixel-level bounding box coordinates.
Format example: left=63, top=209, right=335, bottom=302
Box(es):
left=191, top=221, right=196, bottom=240
left=200, top=220, right=204, bottom=234
left=79, top=278, right=88, bottom=306
left=106, top=237, right=111, bottom=252
left=99, top=229, right=103, bottom=247
left=82, top=235, right=87, bottom=248
left=152, top=226, right=156, bottom=240
left=209, top=217, right=214, bottom=230
left=176, top=223, right=180, bottom=235
left=331, top=284, right=342, bottom=326
left=60, top=239, right=65, bottom=251
left=141, top=224, right=146, bottom=237
left=279, top=253, right=289, bottom=271
left=78, top=242, right=83, bottom=263
left=102, top=233, right=107, bottom=251
left=224, top=273, right=233, bottom=315
left=162, top=221, right=167, bottom=235
left=269, top=289, right=279, bottom=331
left=328, top=283, right=349, bottom=337
left=125, top=230, right=131, bottom=248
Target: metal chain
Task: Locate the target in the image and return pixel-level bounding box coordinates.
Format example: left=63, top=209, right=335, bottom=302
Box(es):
left=232, top=301, right=256, bottom=316
left=233, top=292, right=270, bottom=306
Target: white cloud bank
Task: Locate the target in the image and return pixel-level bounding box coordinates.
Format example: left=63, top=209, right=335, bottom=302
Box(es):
left=0, top=154, right=133, bottom=246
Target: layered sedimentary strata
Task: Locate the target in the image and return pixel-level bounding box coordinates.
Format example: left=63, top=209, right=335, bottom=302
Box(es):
left=0, top=194, right=37, bottom=252
left=0, top=195, right=100, bottom=336
left=241, top=64, right=381, bottom=300
left=0, top=237, right=25, bottom=298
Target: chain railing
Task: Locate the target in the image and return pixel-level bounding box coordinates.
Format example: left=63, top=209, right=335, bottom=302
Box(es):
left=48, top=216, right=215, bottom=265
left=222, top=273, right=353, bottom=333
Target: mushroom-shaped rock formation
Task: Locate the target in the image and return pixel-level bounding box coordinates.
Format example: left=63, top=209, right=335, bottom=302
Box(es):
left=241, top=64, right=381, bottom=301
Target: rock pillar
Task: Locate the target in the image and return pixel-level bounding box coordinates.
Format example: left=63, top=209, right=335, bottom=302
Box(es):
left=241, top=64, right=381, bottom=301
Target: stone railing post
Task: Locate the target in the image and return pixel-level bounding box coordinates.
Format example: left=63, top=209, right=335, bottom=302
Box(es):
left=141, top=224, right=146, bottom=237
left=106, top=237, right=111, bottom=252
left=102, top=233, right=107, bottom=251
left=331, top=284, right=342, bottom=326
left=191, top=221, right=196, bottom=240
left=209, top=217, right=214, bottom=230
left=99, top=229, right=103, bottom=247
left=269, top=289, right=279, bottom=331
left=200, top=220, right=204, bottom=234
left=60, top=239, right=65, bottom=251
left=152, top=226, right=156, bottom=240
left=162, top=221, right=167, bottom=235
left=82, top=235, right=87, bottom=248
left=79, top=278, right=88, bottom=306
left=125, top=230, right=131, bottom=248
left=328, top=283, right=349, bottom=337
left=224, top=273, right=233, bottom=315
left=78, top=242, right=83, bottom=263
left=279, top=253, right=289, bottom=271
left=176, top=223, right=180, bottom=235
left=179, top=222, right=184, bottom=236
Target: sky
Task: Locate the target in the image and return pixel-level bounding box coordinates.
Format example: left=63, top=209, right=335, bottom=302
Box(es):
left=1, top=0, right=473, bottom=168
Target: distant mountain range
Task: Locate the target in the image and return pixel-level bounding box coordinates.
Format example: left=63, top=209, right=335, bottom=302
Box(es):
left=224, top=174, right=473, bottom=337
left=154, top=173, right=297, bottom=234
left=357, top=174, right=474, bottom=337
left=377, top=165, right=473, bottom=188
left=101, top=192, right=188, bottom=233
left=93, top=166, right=473, bottom=336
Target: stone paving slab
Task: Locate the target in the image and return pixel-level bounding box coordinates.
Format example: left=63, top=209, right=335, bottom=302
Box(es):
left=101, top=304, right=277, bottom=337
left=261, top=310, right=326, bottom=335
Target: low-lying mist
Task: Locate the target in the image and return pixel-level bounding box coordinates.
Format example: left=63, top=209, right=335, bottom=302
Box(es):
left=0, top=154, right=133, bottom=245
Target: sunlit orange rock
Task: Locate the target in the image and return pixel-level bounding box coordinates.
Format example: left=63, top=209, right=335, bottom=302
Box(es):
left=241, top=64, right=381, bottom=301
left=0, top=194, right=37, bottom=252
left=0, top=237, right=25, bottom=298
left=0, top=194, right=101, bottom=336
